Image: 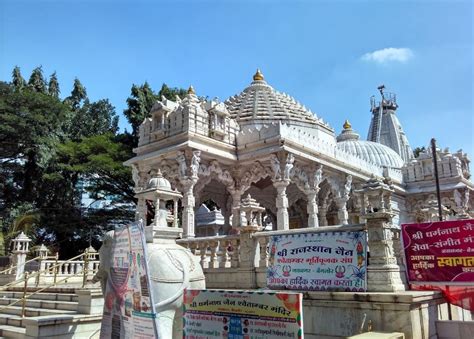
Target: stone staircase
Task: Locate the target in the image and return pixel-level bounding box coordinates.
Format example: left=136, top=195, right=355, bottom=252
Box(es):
left=0, top=286, right=103, bottom=338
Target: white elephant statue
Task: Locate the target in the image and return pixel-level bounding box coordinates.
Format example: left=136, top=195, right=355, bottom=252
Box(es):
left=94, top=230, right=206, bottom=339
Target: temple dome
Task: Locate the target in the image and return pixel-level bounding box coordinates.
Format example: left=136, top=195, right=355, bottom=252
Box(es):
left=147, top=170, right=172, bottom=190
left=225, top=70, right=324, bottom=127
left=336, top=121, right=404, bottom=168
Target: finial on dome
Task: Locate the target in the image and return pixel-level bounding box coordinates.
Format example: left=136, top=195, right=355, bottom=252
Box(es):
left=253, top=69, right=264, bottom=81
left=343, top=120, right=352, bottom=130
left=187, top=85, right=195, bottom=95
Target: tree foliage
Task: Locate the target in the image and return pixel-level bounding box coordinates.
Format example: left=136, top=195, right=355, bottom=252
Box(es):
left=123, top=82, right=186, bottom=141
left=12, top=66, right=26, bottom=91
left=48, top=72, right=60, bottom=98
left=0, top=67, right=135, bottom=257
left=28, top=66, right=47, bottom=93
left=1, top=66, right=186, bottom=257
left=67, top=78, right=87, bottom=111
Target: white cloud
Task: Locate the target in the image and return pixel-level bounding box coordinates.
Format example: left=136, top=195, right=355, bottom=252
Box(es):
left=361, top=47, right=414, bottom=64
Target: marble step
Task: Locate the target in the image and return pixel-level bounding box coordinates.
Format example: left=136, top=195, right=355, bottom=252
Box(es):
left=0, top=291, right=78, bottom=302
left=0, top=314, right=24, bottom=328
left=0, top=305, right=76, bottom=317
left=0, top=298, right=77, bottom=312
left=0, top=325, right=25, bottom=339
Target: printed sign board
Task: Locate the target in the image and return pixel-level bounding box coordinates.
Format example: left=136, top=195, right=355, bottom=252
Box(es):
left=183, top=289, right=303, bottom=339
left=267, top=231, right=367, bottom=291
left=100, top=222, right=158, bottom=338
left=402, top=219, right=474, bottom=284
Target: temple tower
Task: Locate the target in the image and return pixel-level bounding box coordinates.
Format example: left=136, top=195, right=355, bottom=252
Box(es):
left=367, top=85, right=413, bottom=163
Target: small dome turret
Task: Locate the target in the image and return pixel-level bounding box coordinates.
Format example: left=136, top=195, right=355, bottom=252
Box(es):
left=148, top=169, right=172, bottom=190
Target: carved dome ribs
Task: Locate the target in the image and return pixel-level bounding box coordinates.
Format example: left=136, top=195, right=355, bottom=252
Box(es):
left=336, top=122, right=404, bottom=168
left=225, top=75, right=323, bottom=127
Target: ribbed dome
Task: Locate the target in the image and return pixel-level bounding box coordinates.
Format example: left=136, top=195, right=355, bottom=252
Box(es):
left=148, top=170, right=172, bottom=190
left=337, top=140, right=405, bottom=168
left=336, top=121, right=404, bottom=168
left=225, top=70, right=321, bottom=126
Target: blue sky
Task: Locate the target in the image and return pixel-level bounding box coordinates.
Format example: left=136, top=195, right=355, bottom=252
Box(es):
left=1, top=0, right=472, bottom=156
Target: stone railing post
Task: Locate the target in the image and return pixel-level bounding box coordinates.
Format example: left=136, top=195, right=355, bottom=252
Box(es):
left=257, top=236, right=269, bottom=267
left=230, top=239, right=240, bottom=268
left=239, top=231, right=259, bottom=269
left=355, top=176, right=407, bottom=292
left=208, top=240, right=219, bottom=269
left=10, top=232, right=32, bottom=281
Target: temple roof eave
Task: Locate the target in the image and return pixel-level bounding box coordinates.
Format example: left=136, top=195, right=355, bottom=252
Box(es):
left=124, top=135, right=238, bottom=167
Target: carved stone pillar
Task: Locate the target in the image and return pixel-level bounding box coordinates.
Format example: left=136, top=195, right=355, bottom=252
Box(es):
left=365, top=212, right=407, bottom=292
left=319, top=203, right=328, bottom=226
left=181, top=179, right=197, bottom=238
left=230, top=190, right=243, bottom=228
left=136, top=196, right=147, bottom=222
left=273, top=179, right=290, bottom=230
left=355, top=176, right=407, bottom=292
left=335, top=197, right=349, bottom=225
left=306, top=190, right=319, bottom=227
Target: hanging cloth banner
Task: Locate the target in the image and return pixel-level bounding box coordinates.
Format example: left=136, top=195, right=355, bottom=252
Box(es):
left=402, top=219, right=474, bottom=284
left=100, top=222, right=158, bottom=339
left=266, top=231, right=367, bottom=291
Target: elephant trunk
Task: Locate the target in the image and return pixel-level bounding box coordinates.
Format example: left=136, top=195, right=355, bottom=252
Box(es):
left=154, top=252, right=190, bottom=311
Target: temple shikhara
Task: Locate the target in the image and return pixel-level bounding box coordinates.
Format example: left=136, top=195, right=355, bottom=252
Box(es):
left=126, top=69, right=473, bottom=236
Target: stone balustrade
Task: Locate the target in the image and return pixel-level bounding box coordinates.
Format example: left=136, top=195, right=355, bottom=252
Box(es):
left=177, top=234, right=240, bottom=269
left=40, top=259, right=100, bottom=277
left=177, top=224, right=372, bottom=290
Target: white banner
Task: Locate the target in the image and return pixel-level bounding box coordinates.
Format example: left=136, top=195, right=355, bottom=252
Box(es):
left=100, top=222, right=158, bottom=338
left=267, top=231, right=367, bottom=291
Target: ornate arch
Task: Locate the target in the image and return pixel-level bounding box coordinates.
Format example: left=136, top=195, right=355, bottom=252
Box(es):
left=239, top=161, right=273, bottom=193
left=194, top=160, right=235, bottom=196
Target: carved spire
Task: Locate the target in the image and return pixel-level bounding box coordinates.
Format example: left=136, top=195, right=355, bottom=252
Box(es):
left=187, top=85, right=196, bottom=95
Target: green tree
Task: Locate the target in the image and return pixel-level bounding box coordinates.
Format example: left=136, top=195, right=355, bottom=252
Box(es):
left=123, top=82, right=186, bottom=144
left=12, top=66, right=26, bottom=91
left=0, top=81, right=70, bottom=204
left=68, top=99, right=119, bottom=141
left=67, top=78, right=87, bottom=110
left=48, top=72, right=60, bottom=98
left=28, top=66, right=47, bottom=93
left=123, top=82, right=156, bottom=138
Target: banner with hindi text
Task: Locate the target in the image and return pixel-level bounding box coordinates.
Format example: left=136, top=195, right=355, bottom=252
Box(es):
left=266, top=231, right=367, bottom=291
left=100, top=222, right=158, bottom=339
left=402, top=219, right=474, bottom=284
left=183, top=289, right=303, bottom=339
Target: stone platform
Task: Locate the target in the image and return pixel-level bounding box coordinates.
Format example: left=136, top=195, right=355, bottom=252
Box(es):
left=302, top=291, right=448, bottom=339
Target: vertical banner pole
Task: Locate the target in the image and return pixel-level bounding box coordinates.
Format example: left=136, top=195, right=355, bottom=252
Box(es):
left=430, top=138, right=443, bottom=221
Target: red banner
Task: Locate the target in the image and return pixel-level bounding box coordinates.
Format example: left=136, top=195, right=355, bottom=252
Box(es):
left=402, top=219, right=474, bottom=284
